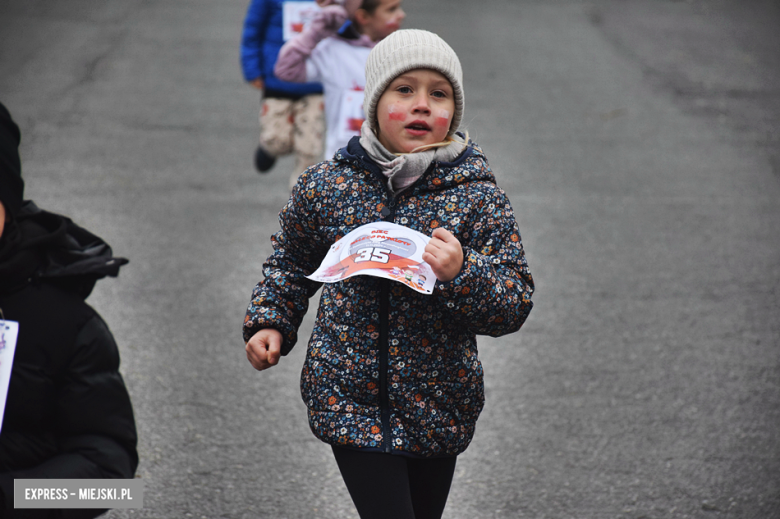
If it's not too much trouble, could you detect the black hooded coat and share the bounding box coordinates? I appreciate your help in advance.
[0,201,138,519]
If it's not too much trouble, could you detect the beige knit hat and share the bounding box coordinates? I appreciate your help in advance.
[363,29,464,135]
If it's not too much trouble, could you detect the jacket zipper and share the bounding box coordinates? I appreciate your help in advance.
[378,196,397,453]
[379,280,391,453]
[349,151,468,452]
[373,163,436,453]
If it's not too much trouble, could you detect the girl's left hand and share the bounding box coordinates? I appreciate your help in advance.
[423,228,463,282]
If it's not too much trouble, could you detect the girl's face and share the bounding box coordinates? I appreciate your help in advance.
[357,0,405,42]
[376,68,455,154]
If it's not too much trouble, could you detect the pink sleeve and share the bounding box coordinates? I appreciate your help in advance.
[274,33,319,82]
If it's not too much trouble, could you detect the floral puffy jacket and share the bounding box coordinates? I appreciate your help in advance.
[243,137,534,457]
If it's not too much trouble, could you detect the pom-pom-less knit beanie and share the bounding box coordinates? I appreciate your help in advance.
[363,29,464,135]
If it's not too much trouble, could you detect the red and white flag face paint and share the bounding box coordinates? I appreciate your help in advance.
[388,103,405,121]
[435,109,451,129]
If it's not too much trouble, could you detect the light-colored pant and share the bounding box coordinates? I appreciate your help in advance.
[259,94,325,186]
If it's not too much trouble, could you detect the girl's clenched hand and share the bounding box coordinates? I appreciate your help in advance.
[246,329,283,371]
[423,228,463,282]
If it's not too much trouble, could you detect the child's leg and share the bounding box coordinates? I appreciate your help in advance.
[256,97,294,172]
[407,455,457,519]
[331,446,457,519]
[332,446,416,519]
[289,94,324,187]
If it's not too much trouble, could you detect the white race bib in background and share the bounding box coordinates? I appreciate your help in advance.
[0,319,19,432]
[282,2,321,41]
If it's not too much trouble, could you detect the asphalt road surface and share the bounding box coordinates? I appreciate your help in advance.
[1,1,778,518]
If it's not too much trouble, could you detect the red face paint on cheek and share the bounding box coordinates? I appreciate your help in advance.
[387,105,405,121]
[435,110,451,127]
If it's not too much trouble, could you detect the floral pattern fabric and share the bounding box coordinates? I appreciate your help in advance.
[243,138,534,457]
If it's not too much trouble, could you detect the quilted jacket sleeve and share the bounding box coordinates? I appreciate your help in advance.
[435,184,534,337]
[243,171,330,354]
[240,0,271,82]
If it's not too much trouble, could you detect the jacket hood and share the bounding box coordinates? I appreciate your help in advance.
[338,134,496,194]
[0,201,127,296]
[0,102,24,217]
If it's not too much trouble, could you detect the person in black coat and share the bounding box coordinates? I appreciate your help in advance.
[0,102,138,518]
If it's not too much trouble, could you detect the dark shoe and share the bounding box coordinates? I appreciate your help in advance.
[254,146,276,173]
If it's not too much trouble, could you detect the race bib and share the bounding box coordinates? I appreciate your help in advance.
[335,87,365,147]
[282,2,321,41]
[0,319,19,432]
[307,222,437,295]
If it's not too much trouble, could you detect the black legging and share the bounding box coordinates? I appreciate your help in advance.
[331,446,458,519]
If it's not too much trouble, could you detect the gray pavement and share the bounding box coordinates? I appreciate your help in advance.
[1,1,778,518]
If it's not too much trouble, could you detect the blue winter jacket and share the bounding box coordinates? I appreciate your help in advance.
[240,0,323,97]
[243,137,534,457]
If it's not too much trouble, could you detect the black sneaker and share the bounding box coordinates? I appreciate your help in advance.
[254,146,276,173]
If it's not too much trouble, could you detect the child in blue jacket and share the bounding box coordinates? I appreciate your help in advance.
[244,29,534,519]
[240,0,325,188]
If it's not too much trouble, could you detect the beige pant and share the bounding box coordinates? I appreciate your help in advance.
[259,94,325,186]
